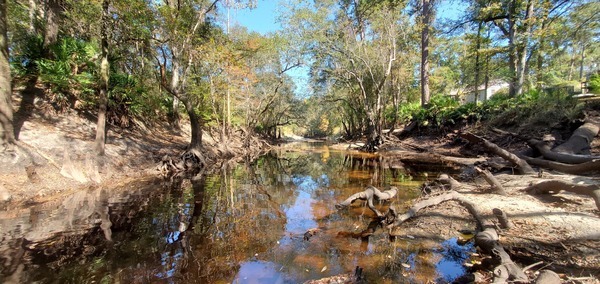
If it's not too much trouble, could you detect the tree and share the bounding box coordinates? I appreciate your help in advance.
[284,0,402,150]
[421,0,434,106]
[0,0,15,151]
[94,0,109,156]
[154,0,220,152]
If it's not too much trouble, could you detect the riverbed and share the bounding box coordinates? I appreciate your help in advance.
[0,142,473,283]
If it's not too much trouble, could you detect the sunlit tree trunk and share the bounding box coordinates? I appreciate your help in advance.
[420,0,432,106]
[474,21,482,103]
[95,0,109,156]
[515,0,534,96]
[0,0,15,150]
[507,0,518,97]
[28,0,38,34]
[536,0,550,89]
[43,0,61,51]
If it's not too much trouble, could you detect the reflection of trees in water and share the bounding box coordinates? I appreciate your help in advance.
[1,145,429,283]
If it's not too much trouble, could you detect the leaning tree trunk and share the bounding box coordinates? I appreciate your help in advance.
[0,0,16,150]
[94,0,109,156]
[336,186,398,217]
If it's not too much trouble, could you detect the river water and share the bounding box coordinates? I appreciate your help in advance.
[0,142,473,283]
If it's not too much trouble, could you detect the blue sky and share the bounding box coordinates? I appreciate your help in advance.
[229,0,466,97]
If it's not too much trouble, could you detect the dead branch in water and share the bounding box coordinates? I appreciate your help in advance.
[335,186,398,217]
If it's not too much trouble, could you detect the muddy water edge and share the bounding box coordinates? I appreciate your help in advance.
[0,142,474,283]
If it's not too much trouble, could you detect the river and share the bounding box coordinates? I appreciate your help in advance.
[0,142,473,283]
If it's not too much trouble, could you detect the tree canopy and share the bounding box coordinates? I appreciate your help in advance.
[2,0,598,150]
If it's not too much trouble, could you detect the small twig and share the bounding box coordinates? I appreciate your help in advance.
[522,261,544,273]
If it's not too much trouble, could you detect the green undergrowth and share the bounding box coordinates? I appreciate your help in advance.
[397,90,584,131]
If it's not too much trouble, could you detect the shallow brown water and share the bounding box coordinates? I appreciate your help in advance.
[0,142,473,283]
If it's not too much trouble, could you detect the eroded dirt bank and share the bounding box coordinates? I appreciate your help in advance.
[0,90,267,207]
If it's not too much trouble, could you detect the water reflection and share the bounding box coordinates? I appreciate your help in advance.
[233,261,285,284]
[0,143,473,283]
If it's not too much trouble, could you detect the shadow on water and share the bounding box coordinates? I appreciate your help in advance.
[0,142,474,283]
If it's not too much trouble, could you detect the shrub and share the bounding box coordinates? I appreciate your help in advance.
[36,37,99,109]
[589,73,600,93]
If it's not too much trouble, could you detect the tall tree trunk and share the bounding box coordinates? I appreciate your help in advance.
[420,0,432,106]
[515,0,534,96]
[579,45,585,81]
[508,0,518,97]
[536,0,550,89]
[43,0,61,51]
[28,0,38,34]
[0,0,16,150]
[568,47,575,81]
[172,97,180,129]
[474,21,482,102]
[94,0,109,156]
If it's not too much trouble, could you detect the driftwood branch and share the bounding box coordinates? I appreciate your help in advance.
[461,132,536,174]
[438,173,463,189]
[476,167,507,195]
[525,180,600,211]
[335,186,398,217]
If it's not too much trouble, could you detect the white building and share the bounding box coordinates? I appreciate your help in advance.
[450,80,509,103]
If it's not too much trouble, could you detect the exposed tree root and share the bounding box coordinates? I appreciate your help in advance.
[528,139,600,164]
[524,180,600,211]
[461,132,536,174]
[475,166,507,195]
[386,191,528,283]
[157,149,207,175]
[552,121,599,155]
[335,186,398,217]
[521,156,600,174]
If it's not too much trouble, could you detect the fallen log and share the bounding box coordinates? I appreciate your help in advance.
[528,139,600,164]
[381,150,486,167]
[335,186,398,217]
[521,156,600,174]
[524,180,600,211]
[461,132,536,174]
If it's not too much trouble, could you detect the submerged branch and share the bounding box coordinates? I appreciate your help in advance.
[335,186,398,217]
